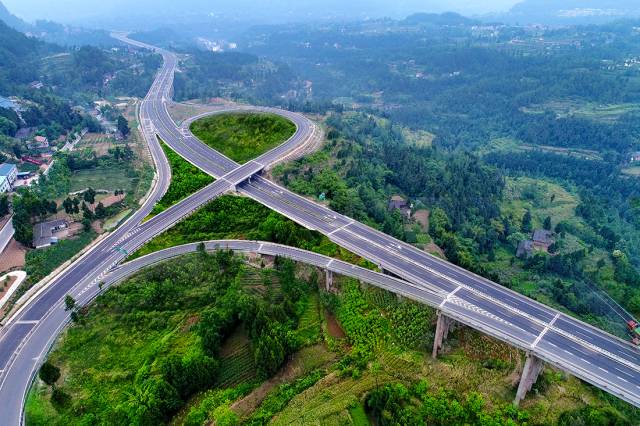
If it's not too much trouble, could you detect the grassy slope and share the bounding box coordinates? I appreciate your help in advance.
[190,112,296,164]
[482,177,628,334]
[130,194,368,269]
[25,254,212,425]
[270,278,637,426]
[149,141,214,217]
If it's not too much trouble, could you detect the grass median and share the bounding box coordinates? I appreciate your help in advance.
[190,112,296,164]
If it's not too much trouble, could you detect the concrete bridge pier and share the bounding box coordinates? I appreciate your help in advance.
[325,269,334,291]
[514,352,544,405]
[432,311,455,358]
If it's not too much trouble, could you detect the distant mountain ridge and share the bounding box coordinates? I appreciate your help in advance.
[504,0,640,24]
[403,12,478,26]
[0,0,30,31]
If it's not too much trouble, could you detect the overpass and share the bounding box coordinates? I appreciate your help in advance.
[128,37,640,408]
[0,34,637,424]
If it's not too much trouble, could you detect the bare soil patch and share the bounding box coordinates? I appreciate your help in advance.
[0,240,26,272]
[425,243,446,259]
[324,310,346,339]
[413,209,430,232]
[0,275,17,298]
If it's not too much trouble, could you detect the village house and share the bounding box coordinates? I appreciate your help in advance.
[27,135,50,151]
[388,195,412,219]
[32,219,69,249]
[517,229,555,259]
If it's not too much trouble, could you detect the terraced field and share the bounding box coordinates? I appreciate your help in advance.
[216,328,257,389]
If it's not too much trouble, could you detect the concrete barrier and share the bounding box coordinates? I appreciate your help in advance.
[0,217,14,255]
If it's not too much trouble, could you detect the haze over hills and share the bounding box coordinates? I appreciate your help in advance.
[0,0,28,31]
[499,0,640,24]
[3,0,517,27]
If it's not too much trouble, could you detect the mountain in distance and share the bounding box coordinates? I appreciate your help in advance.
[403,12,479,26]
[499,0,640,24]
[0,0,30,31]
[3,0,513,30]
[0,0,117,46]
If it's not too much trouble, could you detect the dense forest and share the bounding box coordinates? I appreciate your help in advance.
[275,109,640,333]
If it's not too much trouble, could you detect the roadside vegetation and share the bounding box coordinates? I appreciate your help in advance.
[274,112,640,337]
[190,112,296,164]
[131,194,366,268]
[24,231,96,285]
[25,254,636,425]
[148,141,214,217]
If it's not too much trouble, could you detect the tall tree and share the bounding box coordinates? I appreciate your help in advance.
[117,115,130,138]
[522,210,532,233]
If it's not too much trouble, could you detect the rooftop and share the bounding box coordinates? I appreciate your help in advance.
[33,219,68,248]
[532,229,554,245]
[0,163,17,176]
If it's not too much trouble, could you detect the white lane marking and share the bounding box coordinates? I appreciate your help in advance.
[448,295,515,327]
[15,320,39,325]
[439,286,461,308]
[327,259,335,269]
[328,221,354,236]
[531,313,560,349]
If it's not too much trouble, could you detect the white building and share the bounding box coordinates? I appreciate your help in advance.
[0,176,10,193]
[0,163,18,188]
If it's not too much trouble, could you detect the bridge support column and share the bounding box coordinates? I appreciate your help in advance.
[325,269,334,291]
[514,352,544,405]
[432,311,454,359]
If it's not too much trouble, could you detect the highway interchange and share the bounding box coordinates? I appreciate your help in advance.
[0,35,638,423]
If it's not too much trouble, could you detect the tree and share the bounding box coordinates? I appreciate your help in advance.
[38,361,61,386]
[0,116,17,136]
[543,216,552,231]
[83,187,96,204]
[63,197,74,215]
[521,210,532,233]
[0,194,9,216]
[72,197,80,214]
[64,294,76,311]
[95,202,106,219]
[117,115,130,138]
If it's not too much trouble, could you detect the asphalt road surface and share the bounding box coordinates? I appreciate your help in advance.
[0,34,638,424]
[131,40,640,407]
[134,38,640,408]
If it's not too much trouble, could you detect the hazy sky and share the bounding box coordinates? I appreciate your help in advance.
[3,0,521,23]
